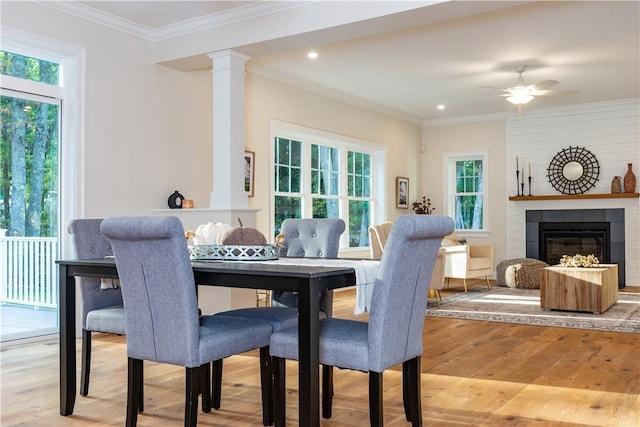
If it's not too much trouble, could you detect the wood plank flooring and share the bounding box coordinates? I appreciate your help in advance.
[1,280,639,426]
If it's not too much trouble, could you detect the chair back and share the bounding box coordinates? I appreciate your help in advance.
[100,216,201,367]
[368,221,392,259]
[274,218,345,315]
[367,215,454,372]
[279,218,345,258]
[68,218,122,327]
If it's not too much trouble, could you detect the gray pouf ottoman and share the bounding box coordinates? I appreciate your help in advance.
[496,258,550,289]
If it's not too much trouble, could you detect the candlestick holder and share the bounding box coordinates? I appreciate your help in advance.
[521,182,525,196]
[516,170,520,196]
[527,176,532,196]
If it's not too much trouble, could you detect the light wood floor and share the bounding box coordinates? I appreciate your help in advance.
[1,280,639,426]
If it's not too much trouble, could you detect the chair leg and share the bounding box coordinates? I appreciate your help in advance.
[369,371,384,427]
[201,363,211,413]
[185,367,200,427]
[322,365,333,419]
[211,359,223,410]
[436,289,441,308]
[259,347,274,426]
[463,278,468,292]
[402,362,410,421]
[138,362,144,413]
[403,357,423,427]
[273,356,286,427]
[126,358,142,427]
[485,275,491,289]
[80,329,91,396]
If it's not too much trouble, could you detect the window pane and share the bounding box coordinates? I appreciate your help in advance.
[277,137,289,164]
[348,200,370,247]
[311,144,338,196]
[312,198,339,218]
[274,196,301,235]
[291,141,301,167]
[1,51,60,86]
[363,177,370,197]
[455,195,483,229]
[347,151,371,198]
[291,167,301,193]
[277,166,289,192]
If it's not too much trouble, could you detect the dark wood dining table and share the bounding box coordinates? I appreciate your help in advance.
[57,257,357,426]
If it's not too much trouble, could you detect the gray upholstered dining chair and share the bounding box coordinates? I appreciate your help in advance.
[100,216,274,427]
[212,218,345,410]
[269,214,454,427]
[68,218,127,398]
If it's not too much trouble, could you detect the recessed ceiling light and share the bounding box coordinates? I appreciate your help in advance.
[307,51,318,59]
[437,104,445,110]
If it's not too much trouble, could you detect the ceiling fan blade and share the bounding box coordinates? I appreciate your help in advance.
[479,85,510,93]
[530,80,559,91]
[535,89,578,96]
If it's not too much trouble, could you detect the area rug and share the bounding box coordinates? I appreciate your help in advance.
[426,287,640,334]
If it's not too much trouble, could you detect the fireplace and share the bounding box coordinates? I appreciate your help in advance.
[539,222,610,266]
[526,209,625,288]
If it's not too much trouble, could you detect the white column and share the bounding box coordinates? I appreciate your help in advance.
[207,50,250,210]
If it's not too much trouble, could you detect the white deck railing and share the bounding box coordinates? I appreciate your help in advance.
[0,236,58,308]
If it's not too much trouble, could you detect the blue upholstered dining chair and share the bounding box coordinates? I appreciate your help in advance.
[269,214,455,427]
[100,216,274,427]
[212,218,345,410]
[68,218,128,398]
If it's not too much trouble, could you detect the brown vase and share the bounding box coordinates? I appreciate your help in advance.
[611,176,621,193]
[624,163,636,193]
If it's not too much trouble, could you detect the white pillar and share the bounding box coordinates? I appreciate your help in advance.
[207,50,250,210]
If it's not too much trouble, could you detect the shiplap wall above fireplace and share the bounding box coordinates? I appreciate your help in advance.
[506,99,640,287]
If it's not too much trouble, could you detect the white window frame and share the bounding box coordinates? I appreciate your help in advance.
[443,150,490,236]
[2,27,86,258]
[270,120,385,250]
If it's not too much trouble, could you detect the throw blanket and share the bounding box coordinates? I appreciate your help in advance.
[253,258,379,315]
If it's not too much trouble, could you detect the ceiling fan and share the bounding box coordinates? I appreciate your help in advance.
[483,65,577,105]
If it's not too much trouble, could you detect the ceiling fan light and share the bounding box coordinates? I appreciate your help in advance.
[507,93,534,105]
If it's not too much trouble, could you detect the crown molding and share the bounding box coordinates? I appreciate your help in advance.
[34,1,316,42]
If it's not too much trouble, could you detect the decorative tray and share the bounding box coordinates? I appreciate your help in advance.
[188,244,279,261]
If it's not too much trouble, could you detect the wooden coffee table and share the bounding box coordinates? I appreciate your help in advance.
[540,264,618,314]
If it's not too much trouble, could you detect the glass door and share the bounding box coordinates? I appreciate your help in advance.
[1,88,61,341]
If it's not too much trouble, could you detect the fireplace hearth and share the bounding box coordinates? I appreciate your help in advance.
[526,209,625,288]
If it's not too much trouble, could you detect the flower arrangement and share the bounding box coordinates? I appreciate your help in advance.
[559,254,600,268]
[412,196,435,214]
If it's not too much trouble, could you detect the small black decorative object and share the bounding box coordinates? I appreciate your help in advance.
[547,146,599,195]
[167,190,184,209]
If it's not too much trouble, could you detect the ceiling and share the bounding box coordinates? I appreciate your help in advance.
[58,1,639,123]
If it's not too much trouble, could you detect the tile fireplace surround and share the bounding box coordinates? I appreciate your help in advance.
[507,198,639,288]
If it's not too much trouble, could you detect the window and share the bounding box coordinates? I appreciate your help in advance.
[445,152,488,232]
[271,122,383,249]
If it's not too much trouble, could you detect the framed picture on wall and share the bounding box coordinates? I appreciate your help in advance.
[396,177,409,209]
[244,151,255,197]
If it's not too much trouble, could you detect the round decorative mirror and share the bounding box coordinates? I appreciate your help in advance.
[562,161,584,181]
[547,146,599,194]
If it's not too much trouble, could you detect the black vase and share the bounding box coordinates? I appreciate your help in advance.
[168,190,184,209]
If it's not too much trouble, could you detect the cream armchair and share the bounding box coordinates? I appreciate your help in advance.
[368,221,393,259]
[442,234,494,292]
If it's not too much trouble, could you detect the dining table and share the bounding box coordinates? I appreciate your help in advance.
[57,257,358,426]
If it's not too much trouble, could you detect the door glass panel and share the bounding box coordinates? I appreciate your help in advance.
[1,89,61,341]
